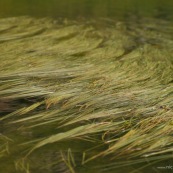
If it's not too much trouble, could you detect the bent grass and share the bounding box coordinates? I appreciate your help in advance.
[0,16,173,173]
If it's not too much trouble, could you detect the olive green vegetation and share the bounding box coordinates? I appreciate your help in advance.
[0,16,173,173]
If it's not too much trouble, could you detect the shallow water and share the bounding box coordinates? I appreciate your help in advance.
[0,1,173,173]
[1,0,173,20]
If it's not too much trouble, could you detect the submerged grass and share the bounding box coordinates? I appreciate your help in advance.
[0,16,173,173]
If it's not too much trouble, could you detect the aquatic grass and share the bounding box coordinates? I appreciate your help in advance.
[0,134,11,158]
[0,16,173,172]
[15,158,30,173]
[60,149,76,173]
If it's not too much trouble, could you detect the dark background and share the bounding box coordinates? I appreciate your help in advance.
[0,0,173,19]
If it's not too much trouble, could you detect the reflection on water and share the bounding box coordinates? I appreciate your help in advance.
[0,0,173,20]
[0,1,173,173]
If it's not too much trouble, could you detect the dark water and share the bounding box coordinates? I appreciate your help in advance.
[0,0,173,20]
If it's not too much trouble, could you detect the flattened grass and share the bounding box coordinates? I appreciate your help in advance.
[0,16,173,173]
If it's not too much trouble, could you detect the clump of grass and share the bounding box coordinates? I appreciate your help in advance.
[0,16,173,173]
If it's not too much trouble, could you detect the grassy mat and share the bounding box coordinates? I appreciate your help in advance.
[0,16,173,173]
